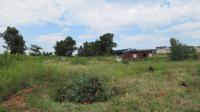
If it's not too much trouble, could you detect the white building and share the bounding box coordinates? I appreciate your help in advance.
[156,46,171,54]
[194,46,200,52]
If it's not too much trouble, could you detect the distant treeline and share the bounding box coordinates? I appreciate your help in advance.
[0,26,117,56]
[0,26,199,61]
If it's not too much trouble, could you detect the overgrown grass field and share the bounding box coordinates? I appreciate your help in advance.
[0,54,200,112]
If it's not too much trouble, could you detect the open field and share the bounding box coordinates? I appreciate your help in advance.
[0,54,200,112]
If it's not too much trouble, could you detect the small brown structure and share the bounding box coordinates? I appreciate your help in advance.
[122,50,155,60]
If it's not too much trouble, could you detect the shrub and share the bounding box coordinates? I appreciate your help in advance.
[70,57,88,65]
[0,107,6,112]
[121,60,129,65]
[55,74,115,103]
[170,38,199,61]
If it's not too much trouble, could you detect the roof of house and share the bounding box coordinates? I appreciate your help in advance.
[127,49,156,53]
[156,46,170,49]
[114,49,156,55]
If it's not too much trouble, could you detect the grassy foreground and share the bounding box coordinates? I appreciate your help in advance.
[0,54,200,112]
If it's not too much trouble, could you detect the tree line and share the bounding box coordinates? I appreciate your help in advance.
[0,26,199,61]
[0,26,117,56]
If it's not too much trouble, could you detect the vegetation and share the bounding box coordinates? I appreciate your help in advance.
[42,51,53,56]
[0,27,26,54]
[170,38,199,60]
[55,74,115,103]
[0,27,117,57]
[0,54,200,111]
[70,57,88,65]
[78,33,117,56]
[196,65,200,77]
[0,27,200,111]
[29,44,43,56]
[54,36,76,56]
[0,52,11,69]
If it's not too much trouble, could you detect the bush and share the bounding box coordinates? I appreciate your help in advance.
[0,107,6,112]
[55,74,115,103]
[170,38,199,61]
[70,57,88,65]
[121,60,129,65]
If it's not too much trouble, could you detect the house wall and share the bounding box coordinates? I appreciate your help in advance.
[156,49,171,54]
[122,51,153,60]
[195,47,200,52]
[122,52,135,60]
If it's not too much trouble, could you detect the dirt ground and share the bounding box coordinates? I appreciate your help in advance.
[1,88,39,112]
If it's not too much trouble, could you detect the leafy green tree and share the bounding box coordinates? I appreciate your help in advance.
[29,44,42,56]
[97,33,117,55]
[170,38,199,60]
[42,52,53,56]
[78,42,96,56]
[78,33,117,56]
[0,26,26,54]
[77,45,83,56]
[54,36,76,56]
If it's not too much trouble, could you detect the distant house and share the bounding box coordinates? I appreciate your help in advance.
[194,46,200,52]
[156,46,171,54]
[114,49,156,60]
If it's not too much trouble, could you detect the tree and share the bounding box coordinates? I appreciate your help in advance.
[29,44,42,56]
[78,42,96,56]
[170,38,198,60]
[77,33,117,56]
[42,51,53,56]
[77,45,84,56]
[0,26,26,54]
[94,33,117,55]
[54,36,76,56]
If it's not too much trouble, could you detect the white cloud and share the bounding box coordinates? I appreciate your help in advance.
[0,0,63,26]
[163,21,200,38]
[1,0,200,33]
[34,33,66,52]
[37,33,65,43]
[165,21,200,32]
[118,34,169,49]
[56,0,200,33]
[79,34,97,39]
[0,26,6,33]
[184,31,200,39]
[0,0,200,50]
[36,33,88,52]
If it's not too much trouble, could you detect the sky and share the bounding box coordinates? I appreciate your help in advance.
[0,0,200,53]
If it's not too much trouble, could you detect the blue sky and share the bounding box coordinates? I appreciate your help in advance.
[0,0,200,53]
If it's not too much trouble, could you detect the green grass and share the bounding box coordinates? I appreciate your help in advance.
[70,57,89,65]
[0,54,200,112]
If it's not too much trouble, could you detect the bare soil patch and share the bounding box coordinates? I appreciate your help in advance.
[1,88,39,112]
